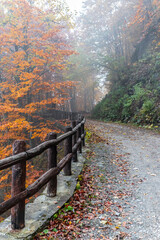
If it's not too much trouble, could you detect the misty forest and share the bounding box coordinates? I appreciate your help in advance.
[0,0,160,239]
[0,0,159,158]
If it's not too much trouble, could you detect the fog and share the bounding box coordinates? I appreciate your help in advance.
[0,0,159,155]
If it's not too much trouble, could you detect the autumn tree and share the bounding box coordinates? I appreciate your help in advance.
[89,0,160,125]
[0,0,77,212]
[129,0,160,61]
[76,0,160,89]
[0,0,75,158]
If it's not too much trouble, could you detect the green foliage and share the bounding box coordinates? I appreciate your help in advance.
[92,87,125,121]
[92,52,160,127]
[85,129,92,142]
[43,229,49,234]
[64,205,74,212]
[53,213,58,219]
[76,182,81,190]
[52,228,58,232]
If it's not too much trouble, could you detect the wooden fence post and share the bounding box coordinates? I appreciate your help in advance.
[81,119,85,147]
[77,121,82,153]
[72,120,78,162]
[47,133,57,197]
[78,114,81,121]
[63,126,72,175]
[11,140,26,230]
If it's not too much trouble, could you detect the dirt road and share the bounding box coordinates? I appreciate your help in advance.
[83,120,160,240]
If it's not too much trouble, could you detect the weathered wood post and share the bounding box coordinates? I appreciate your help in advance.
[81,117,85,147]
[11,140,26,230]
[78,114,81,122]
[72,120,78,162]
[63,126,72,175]
[47,133,57,197]
[77,120,82,153]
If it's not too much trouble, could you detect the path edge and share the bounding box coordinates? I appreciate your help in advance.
[0,150,88,240]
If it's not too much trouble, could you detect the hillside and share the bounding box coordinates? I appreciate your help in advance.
[92,50,160,127]
[91,1,160,128]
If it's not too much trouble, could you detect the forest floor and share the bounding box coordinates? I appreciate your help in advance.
[35,120,160,240]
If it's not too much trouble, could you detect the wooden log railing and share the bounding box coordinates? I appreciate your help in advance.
[0,115,85,230]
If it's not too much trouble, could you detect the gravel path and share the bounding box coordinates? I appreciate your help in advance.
[81,120,160,240]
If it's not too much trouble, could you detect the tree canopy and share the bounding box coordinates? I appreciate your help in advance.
[0,0,75,158]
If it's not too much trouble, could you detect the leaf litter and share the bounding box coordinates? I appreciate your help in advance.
[34,120,159,239]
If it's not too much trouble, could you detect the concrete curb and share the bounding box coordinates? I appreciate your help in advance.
[0,152,87,240]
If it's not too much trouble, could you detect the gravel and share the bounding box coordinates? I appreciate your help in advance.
[80,120,160,240]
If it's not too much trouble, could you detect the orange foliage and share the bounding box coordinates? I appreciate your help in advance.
[0,0,75,159]
[127,0,160,48]
[0,0,76,208]
[2,162,44,202]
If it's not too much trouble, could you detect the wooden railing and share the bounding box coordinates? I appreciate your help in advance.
[0,114,85,230]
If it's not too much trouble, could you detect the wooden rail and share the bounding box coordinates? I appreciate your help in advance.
[0,115,85,230]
